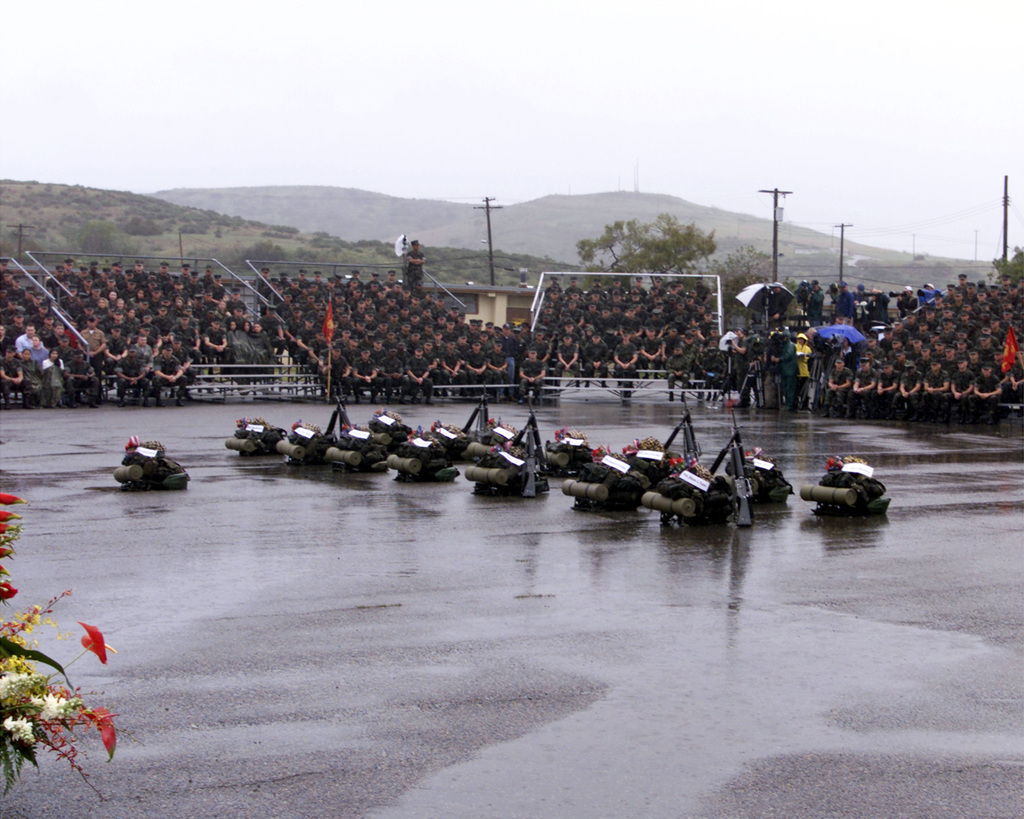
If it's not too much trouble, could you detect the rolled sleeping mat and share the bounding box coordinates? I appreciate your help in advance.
[113,464,144,483]
[463,441,493,459]
[641,492,697,517]
[386,454,422,475]
[674,497,697,517]
[547,451,571,468]
[464,465,514,486]
[370,432,393,446]
[225,437,258,453]
[276,440,307,460]
[562,480,609,503]
[325,447,363,467]
[641,491,674,514]
[799,485,858,507]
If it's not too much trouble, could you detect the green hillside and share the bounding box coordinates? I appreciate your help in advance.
[0,180,572,285]
[153,185,989,289]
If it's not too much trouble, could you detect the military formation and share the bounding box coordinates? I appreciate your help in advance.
[2,256,1021,425]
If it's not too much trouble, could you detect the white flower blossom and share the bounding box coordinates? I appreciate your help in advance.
[0,672,28,699]
[3,716,35,745]
[35,696,76,720]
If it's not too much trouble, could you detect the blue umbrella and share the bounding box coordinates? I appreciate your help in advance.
[815,324,866,344]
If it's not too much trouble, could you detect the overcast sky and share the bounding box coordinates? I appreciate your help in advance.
[3,0,1021,261]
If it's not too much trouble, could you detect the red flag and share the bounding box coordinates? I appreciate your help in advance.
[322,301,335,344]
[1003,326,1019,373]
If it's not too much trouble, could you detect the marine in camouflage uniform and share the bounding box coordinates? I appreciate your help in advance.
[972,362,1003,424]
[894,362,923,421]
[518,348,546,402]
[350,348,382,403]
[17,349,42,408]
[664,343,690,402]
[612,331,639,390]
[847,360,877,419]
[874,361,900,420]
[697,341,726,393]
[438,342,467,393]
[948,358,976,424]
[402,348,434,404]
[921,359,951,422]
[554,335,580,377]
[821,357,853,417]
[379,348,407,401]
[63,349,99,408]
[582,332,609,384]
[115,348,151,406]
[151,347,186,406]
[0,348,23,408]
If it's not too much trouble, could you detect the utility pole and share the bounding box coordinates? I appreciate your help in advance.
[1003,175,1009,262]
[15,222,35,261]
[759,188,791,279]
[835,223,853,281]
[475,197,502,286]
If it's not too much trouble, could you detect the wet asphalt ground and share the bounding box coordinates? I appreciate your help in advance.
[0,395,1021,819]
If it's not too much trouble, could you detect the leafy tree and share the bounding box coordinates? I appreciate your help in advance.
[710,245,774,326]
[992,246,1023,284]
[577,214,716,274]
[75,220,138,254]
[122,216,162,236]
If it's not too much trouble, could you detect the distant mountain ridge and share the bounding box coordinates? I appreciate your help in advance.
[153,186,892,268]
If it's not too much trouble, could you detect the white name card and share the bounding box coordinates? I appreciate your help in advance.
[752,458,774,471]
[437,427,458,439]
[412,437,432,448]
[294,427,315,439]
[501,452,525,467]
[376,414,396,426]
[842,462,874,477]
[136,446,159,458]
[565,437,585,446]
[602,455,631,473]
[681,470,711,492]
[637,450,664,461]
[348,429,370,440]
[245,424,265,433]
[493,426,514,440]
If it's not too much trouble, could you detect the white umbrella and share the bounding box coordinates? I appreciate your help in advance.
[736,282,794,313]
[719,331,738,351]
[393,235,407,257]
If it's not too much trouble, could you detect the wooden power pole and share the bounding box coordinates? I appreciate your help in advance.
[759,188,791,279]
[474,197,502,286]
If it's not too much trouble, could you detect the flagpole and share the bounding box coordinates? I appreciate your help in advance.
[323,301,335,401]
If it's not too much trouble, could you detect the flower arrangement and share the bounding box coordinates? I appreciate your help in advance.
[0,493,116,794]
[430,421,466,441]
[486,417,517,435]
[291,420,322,435]
[375,409,402,423]
[745,447,775,466]
[623,436,663,456]
[826,454,867,471]
[236,416,271,429]
[553,427,589,447]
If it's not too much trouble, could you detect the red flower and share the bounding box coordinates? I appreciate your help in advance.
[78,621,108,664]
[0,511,22,523]
[0,581,17,600]
[91,707,117,758]
[0,493,26,505]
